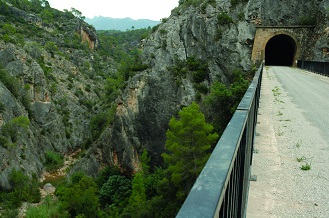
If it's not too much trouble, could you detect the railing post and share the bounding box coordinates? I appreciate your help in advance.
[176,64,263,218]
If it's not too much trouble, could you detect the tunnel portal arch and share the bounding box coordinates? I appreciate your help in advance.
[265,34,297,66]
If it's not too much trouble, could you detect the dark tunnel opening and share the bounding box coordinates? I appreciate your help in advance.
[265,34,296,66]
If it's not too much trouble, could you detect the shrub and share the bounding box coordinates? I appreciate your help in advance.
[2,24,16,35]
[2,116,30,142]
[299,16,316,25]
[45,41,59,53]
[25,196,67,218]
[99,175,132,207]
[90,109,114,140]
[168,56,209,83]
[0,136,8,147]
[217,13,233,25]
[56,172,102,217]
[44,151,64,171]
[0,102,5,112]
[0,169,41,209]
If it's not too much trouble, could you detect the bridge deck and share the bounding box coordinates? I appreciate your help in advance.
[247,66,329,217]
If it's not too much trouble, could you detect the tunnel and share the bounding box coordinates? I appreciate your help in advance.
[265,34,297,66]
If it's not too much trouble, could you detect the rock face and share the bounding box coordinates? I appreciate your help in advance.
[305,1,329,61]
[246,0,320,26]
[75,0,329,175]
[1,0,329,185]
[0,4,111,189]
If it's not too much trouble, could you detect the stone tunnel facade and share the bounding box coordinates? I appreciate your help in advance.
[251,26,314,66]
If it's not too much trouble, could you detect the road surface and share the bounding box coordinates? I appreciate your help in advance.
[247,66,329,218]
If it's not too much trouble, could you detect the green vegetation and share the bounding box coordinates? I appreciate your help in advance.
[27,103,219,217]
[0,66,32,117]
[90,106,116,140]
[217,12,234,25]
[299,15,316,25]
[26,195,67,218]
[296,156,306,162]
[1,116,30,144]
[44,151,64,171]
[168,56,209,82]
[203,71,250,134]
[295,141,302,149]
[231,0,249,7]
[300,163,311,171]
[56,172,102,217]
[162,102,219,200]
[0,169,40,213]
[0,1,255,217]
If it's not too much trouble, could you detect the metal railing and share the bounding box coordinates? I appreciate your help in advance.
[176,64,263,218]
[297,60,329,76]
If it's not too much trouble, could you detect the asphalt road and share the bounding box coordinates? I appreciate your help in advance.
[272,66,329,140]
[247,66,329,217]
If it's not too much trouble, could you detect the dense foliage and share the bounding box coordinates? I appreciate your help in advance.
[203,71,250,134]
[0,169,40,216]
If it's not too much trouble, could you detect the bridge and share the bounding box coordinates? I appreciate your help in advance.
[175,24,329,217]
[177,64,329,217]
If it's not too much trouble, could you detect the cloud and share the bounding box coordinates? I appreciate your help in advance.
[47,0,178,21]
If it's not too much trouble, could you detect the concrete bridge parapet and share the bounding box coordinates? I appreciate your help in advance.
[251,26,314,66]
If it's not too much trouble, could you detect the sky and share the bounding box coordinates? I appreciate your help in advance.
[47,0,179,21]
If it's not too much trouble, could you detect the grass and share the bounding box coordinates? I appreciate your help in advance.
[277,111,283,116]
[272,86,281,96]
[300,163,311,171]
[295,141,302,149]
[277,128,284,136]
[296,156,306,162]
[279,119,291,122]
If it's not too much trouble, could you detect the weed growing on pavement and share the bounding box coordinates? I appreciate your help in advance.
[277,128,284,136]
[295,141,302,149]
[296,156,306,162]
[279,119,291,122]
[301,163,311,171]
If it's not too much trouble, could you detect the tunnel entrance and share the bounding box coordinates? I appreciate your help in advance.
[265,34,296,66]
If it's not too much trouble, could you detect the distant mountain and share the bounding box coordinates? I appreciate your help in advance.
[85,16,161,31]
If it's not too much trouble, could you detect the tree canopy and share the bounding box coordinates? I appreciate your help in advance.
[162,102,219,200]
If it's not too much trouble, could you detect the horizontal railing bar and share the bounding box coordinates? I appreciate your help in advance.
[177,64,263,218]
[176,110,248,218]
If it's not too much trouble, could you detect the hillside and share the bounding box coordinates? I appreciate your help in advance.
[85,16,160,31]
[1,0,329,217]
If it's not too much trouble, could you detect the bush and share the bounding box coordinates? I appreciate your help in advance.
[299,16,316,25]
[44,151,64,171]
[90,107,116,140]
[217,13,233,25]
[0,169,41,209]
[26,195,69,218]
[203,71,249,134]
[0,136,8,147]
[56,172,102,217]
[2,24,16,35]
[0,102,5,112]
[2,116,30,142]
[168,56,209,83]
[99,175,131,207]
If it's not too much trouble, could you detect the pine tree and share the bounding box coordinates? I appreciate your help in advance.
[162,102,218,200]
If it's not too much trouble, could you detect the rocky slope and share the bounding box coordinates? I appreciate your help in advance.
[0,3,115,189]
[74,0,327,175]
[1,0,329,187]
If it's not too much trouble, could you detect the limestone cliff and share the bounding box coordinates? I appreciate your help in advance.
[74,0,328,175]
[0,3,112,189]
[1,0,328,185]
